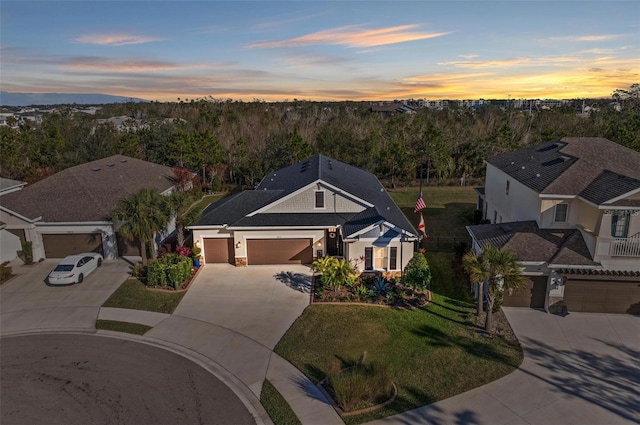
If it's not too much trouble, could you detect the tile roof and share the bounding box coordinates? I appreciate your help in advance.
[196,155,417,236]
[1,155,175,222]
[486,137,640,204]
[467,221,596,266]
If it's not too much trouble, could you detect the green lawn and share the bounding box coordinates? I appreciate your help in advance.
[260,379,302,425]
[102,278,186,314]
[95,319,152,335]
[274,294,522,424]
[389,186,477,248]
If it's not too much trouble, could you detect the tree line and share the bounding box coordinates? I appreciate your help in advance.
[2,85,638,187]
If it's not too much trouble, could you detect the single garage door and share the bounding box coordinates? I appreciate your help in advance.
[502,276,547,308]
[42,233,104,258]
[204,238,234,264]
[563,279,640,314]
[247,239,312,265]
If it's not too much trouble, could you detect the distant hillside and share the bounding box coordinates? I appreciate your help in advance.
[0,91,149,107]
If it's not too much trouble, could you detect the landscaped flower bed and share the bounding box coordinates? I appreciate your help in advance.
[312,252,432,308]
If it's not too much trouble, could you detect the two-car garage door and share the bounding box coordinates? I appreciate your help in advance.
[247,239,312,265]
[203,238,313,265]
[563,279,640,314]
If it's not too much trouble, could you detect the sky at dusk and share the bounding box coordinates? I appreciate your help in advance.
[1,1,638,102]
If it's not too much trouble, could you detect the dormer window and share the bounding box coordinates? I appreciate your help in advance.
[315,190,325,209]
[554,203,568,222]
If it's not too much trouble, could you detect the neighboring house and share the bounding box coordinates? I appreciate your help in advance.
[0,155,176,261]
[370,102,416,115]
[0,177,28,263]
[190,155,419,274]
[468,137,640,314]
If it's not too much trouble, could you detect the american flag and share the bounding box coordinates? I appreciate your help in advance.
[414,193,427,213]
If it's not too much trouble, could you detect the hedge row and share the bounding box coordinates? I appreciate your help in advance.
[147,254,192,289]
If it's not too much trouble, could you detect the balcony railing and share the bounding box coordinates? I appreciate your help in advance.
[611,236,640,257]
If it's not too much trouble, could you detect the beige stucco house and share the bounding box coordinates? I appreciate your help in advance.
[0,155,176,261]
[469,137,640,314]
[190,155,419,274]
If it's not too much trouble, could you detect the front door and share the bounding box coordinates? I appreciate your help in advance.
[326,229,343,256]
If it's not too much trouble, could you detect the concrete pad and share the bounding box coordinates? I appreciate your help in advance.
[1,307,99,334]
[98,307,169,327]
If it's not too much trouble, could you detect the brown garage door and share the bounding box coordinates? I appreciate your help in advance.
[502,276,547,308]
[247,239,312,265]
[42,233,104,258]
[203,238,234,264]
[564,279,640,314]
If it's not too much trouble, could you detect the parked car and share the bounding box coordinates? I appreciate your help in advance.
[47,253,103,285]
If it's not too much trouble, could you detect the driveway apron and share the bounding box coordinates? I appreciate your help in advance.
[1,259,131,335]
[368,308,639,425]
[146,264,313,398]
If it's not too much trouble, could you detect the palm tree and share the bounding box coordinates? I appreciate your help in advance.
[111,188,170,266]
[166,191,200,247]
[463,245,526,331]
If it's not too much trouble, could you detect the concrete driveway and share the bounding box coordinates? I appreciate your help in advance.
[171,264,311,350]
[370,308,639,425]
[1,259,131,335]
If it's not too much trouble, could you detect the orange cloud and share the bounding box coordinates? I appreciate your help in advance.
[247,24,449,48]
[74,33,163,46]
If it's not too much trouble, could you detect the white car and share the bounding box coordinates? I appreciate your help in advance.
[47,253,103,285]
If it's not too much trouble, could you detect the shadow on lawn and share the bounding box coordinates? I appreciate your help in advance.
[275,271,312,293]
[412,324,519,367]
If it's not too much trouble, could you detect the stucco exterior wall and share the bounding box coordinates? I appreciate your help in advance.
[345,239,414,272]
[484,164,540,223]
[262,184,367,214]
[0,229,22,263]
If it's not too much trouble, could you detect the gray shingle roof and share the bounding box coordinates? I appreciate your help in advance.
[1,155,174,222]
[467,221,596,266]
[196,155,417,235]
[579,171,640,205]
[486,137,640,204]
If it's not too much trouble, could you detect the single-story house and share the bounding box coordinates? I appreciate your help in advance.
[190,155,419,274]
[0,155,176,261]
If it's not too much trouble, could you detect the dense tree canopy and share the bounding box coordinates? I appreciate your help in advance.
[2,85,638,186]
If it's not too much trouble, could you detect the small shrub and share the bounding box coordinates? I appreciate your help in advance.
[402,252,432,291]
[175,245,191,257]
[0,264,13,282]
[21,241,33,265]
[131,264,147,279]
[373,277,390,295]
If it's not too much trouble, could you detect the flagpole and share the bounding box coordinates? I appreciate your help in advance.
[419,149,424,194]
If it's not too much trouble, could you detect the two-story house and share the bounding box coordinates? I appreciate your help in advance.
[468,137,640,314]
[189,155,419,275]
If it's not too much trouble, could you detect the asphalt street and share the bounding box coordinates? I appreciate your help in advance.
[1,334,255,425]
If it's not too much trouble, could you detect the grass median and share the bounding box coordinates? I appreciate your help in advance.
[102,278,186,314]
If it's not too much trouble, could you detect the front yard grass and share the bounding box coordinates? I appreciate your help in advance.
[102,278,186,314]
[95,319,152,335]
[260,379,302,425]
[274,293,523,424]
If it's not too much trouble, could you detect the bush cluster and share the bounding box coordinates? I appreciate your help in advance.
[0,264,13,282]
[146,254,193,290]
[327,359,394,412]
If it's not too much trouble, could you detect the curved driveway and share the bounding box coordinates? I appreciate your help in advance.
[1,334,255,425]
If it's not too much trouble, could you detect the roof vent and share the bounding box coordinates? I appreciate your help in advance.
[536,173,541,177]
[501,224,512,232]
[92,167,101,171]
[107,163,115,167]
[120,159,127,163]
[380,188,384,192]
[521,166,525,170]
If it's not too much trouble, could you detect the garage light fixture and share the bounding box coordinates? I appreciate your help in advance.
[195,240,201,248]
[236,241,242,249]
[317,241,322,247]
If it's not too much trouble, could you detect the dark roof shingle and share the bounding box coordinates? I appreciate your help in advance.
[1,155,174,222]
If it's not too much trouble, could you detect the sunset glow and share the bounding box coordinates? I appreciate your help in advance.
[1,1,638,102]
